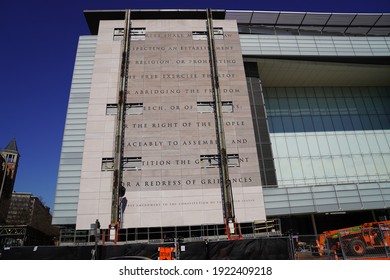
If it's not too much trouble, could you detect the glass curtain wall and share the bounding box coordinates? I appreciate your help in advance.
[262,86,390,187]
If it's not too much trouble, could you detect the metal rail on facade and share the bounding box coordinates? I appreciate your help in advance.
[111,10,131,234]
[206,9,240,239]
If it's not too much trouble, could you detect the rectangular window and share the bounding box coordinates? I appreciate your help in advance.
[200,155,220,168]
[192,31,207,40]
[106,104,118,115]
[200,154,240,168]
[130,28,146,40]
[192,28,224,40]
[213,28,224,39]
[197,102,214,113]
[222,101,234,113]
[197,101,233,113]
[122,157,142,170]
[113,28,124,40]
[6,154,15,163]
[227,154,240,167]
[101,158,114,171]
[126,103,143,115]
[108,103,144,115]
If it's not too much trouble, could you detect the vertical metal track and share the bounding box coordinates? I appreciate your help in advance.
[111,10,131,227]
[206,9,236,223]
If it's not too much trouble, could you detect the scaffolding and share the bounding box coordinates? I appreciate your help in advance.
[57,219,282,246]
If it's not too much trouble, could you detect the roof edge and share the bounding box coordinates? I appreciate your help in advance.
[84,9,226,35]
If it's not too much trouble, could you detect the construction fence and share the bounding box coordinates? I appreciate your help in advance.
[3,229,390,260]
[291,226,390,260]
[1,237,290,260]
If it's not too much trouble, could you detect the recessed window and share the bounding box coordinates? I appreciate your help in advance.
[113,28,124,40]
[197,101,233,113]
[200,155,220,168]
[200,154,240,168]
[192,28,223,40]
[130,28,146,40]
[6,154,15,163]
[102,158,114,171]
[126,103,143,115]
[222,101,233,113]
[227,154,240,167]
[213,28,224,39]
[197,102,214,113]
[122,157,142,170]
[192,31,208,40]
[106,104,118,115]
[107,103,144,115]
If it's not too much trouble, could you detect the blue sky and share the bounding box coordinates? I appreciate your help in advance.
[1,0,390,211]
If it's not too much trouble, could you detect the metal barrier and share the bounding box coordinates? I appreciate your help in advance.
[58,219,282,245]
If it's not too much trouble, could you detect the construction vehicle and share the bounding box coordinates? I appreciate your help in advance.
[315,220,390,257]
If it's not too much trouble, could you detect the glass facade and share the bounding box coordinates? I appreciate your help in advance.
[52,36,97,225]
[240,35,390,57]
[262,86,390,187]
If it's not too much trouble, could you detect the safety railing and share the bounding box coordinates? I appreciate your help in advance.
[57,219,282,245]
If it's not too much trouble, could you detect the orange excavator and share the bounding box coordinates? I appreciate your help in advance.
[315,220,390,257]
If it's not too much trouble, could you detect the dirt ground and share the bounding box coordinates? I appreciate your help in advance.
[295,251,334,260]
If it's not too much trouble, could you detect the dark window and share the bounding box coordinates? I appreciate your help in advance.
[102,158,114,171]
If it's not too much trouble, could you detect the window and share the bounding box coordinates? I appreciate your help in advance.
[222,101,233,113]
[227,154,240,167]
[113,28,124,40]
[106,104,118,115]
[200,154,240,168]
[192,28,223,40]
[213,28,224,39]
[192,31,208,40]
[197,102,214,113]
[126,103,143,115]
[200,155,220,168]
[197,101,233,113]
[122,157,142,170]
[101,158,114,171]
[114,27,146,40]
[107,103,144,115]
[6,154,15,163]
[130,28,146,40]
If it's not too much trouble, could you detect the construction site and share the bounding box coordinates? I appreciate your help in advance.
[3,9,390,260]
[1,218,389,260]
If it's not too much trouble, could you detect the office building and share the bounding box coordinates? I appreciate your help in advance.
[0,193,59,246]
[53,9,390,240]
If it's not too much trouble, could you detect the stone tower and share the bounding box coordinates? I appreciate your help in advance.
[0,138,20,224]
